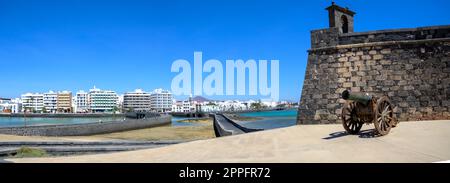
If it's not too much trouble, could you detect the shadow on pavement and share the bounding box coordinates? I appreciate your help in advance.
[323,129,379,140]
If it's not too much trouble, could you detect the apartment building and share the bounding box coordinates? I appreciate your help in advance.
[0,98,20,113]
[150,89,173,113]
[57,91,72,113]
[75,90,88,113]
[21,93,44,113]
[123,89,151,112]
[43,91,58,113]
[88,87,118,113]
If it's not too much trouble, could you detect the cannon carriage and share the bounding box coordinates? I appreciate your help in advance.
[341,90,398,136]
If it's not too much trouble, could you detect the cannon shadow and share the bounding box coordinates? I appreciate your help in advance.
[323,129,380,140]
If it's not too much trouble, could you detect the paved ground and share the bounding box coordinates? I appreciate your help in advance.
[5,120,450,163]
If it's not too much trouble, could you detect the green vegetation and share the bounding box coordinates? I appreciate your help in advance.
[250,102,266,110]
[14,147,47,158]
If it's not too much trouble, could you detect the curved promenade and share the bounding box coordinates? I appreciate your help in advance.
[213,114,262,137]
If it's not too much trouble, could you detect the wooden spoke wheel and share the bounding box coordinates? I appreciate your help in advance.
[342,102,363,134]
[374,96,394,136]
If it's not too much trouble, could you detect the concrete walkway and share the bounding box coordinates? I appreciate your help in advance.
[6,120,450,163]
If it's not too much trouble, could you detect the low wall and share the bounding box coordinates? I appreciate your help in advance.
[0,115,171,136]
[0,113,125,118]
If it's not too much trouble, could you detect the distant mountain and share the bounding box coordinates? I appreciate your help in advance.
[192,96,210,102]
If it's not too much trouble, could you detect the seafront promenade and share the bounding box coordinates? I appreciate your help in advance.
[7,120,450,163]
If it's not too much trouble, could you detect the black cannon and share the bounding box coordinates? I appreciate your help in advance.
[341,90,398,136]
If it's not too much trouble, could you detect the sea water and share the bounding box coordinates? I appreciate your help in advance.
[0,117,123,127]
[237,109,298,130]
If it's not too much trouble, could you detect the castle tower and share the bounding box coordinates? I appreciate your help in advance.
[326,2,355,33]
[297,3,450,125]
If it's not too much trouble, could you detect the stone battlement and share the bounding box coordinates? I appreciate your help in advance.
[311,25,450,49]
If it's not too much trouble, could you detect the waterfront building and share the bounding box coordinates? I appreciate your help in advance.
[21,93,44,113]
[123,89,151,112]
[171,101,184,112]
[88,87,118,113]
[75,90,88,113]
[150,89,173,113]
[43,91,58,113]
[57,91,72,113]
[0,98,20,113]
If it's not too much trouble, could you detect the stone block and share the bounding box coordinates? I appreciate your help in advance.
[337,68,348,73]
[368,80,378,86]
[350,76,361,82]
[356,71,366,76]
[313,94,322,99]
[351,87,361,92]
[345,52,355,57]
[338,57,348,62]
[337,78,346,83]
[349,56,360,61]
[361,55,373,61]
[366,60,376,66]
[380,48,391,54]
[403,85,415,90]
[405,64,414,70]
[343,82,353,88]
[373,54,384,60]
[343,62,352,67]
[380,60,392,65]
[392,75,402,80]
[342,72,352,78]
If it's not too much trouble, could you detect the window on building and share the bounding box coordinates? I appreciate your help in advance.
[341,15,349,33]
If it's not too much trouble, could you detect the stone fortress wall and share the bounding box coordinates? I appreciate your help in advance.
[297,3,450,124]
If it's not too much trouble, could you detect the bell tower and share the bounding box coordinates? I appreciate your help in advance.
[326,2,356,34]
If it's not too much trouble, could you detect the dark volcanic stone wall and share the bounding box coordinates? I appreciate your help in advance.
[297,26,450,124]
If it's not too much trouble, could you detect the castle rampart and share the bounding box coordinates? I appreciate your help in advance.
[297,4,450,124]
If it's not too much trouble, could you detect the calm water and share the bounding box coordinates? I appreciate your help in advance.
[0,110,298,129]
[0,117,124,127]
[0,116,200,127]
[237,109,298,130]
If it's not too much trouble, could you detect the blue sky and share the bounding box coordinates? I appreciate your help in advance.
[0,0,449,101]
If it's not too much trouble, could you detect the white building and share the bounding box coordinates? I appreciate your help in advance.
[75,90,88,113]
[172,101,183,112]
[123,89,151,112]
[21,93,44,113]
[0,98,20,113]
[88,87,118,113]
[43,91,58,113]
[150,89,173,113]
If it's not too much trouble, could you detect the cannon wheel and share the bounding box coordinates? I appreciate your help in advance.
[341,102,363,134]
[374,96,394,136]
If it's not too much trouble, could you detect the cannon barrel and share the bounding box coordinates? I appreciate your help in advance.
[341,90,372,106]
